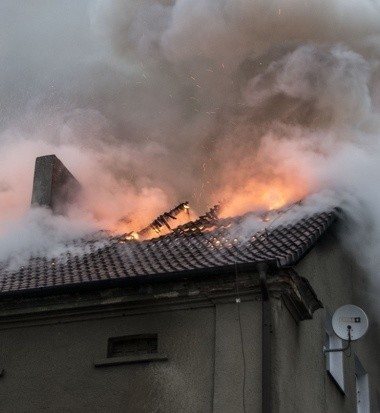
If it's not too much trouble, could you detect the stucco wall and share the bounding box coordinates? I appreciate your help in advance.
[0,297,261,413]
[213,301,261,413]
[271,230,380,413]
[1,229,377,413]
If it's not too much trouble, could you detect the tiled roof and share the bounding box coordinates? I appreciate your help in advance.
[0,209,336,295]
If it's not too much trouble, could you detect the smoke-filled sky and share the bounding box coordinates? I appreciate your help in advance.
[1,0,380,296]
[0,0,379,217]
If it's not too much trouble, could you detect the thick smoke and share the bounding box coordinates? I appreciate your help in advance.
[1,0,380,314]
[0,207,97,271]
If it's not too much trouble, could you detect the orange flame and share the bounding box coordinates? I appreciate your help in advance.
[218,177,309,218]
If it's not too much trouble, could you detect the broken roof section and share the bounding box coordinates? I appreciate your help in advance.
[0,154,337,297]
[0,206,336,296]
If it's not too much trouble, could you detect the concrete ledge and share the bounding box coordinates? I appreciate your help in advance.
[94,353,168,367]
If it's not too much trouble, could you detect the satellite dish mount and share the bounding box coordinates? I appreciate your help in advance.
[324,305,369,354]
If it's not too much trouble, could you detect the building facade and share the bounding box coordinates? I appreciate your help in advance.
[0,213,378,412]
[0,156,378,412]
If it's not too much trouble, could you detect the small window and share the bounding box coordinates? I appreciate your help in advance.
[325,312,345,392]
[94,333,167,368]
[108,334,158,358]
[355,355,370,413]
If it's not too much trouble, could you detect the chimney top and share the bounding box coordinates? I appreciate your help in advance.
[31,154,81,214]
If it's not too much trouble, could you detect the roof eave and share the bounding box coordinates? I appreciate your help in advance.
[0,259,279,299]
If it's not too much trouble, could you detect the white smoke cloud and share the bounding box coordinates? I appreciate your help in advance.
[1,0,380,324]
[244,45,372,126]
[0,207,96,271]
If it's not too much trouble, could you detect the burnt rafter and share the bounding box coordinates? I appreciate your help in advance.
[173,204,221,234]
[139,202,190,236]
[121,202,221,240]
[119,202,191,240]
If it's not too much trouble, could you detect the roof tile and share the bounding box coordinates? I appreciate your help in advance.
[0,209,336,295]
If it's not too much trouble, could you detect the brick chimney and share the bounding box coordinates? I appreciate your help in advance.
[31,155,81,214]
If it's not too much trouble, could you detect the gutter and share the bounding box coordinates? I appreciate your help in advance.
[258,262,272,413]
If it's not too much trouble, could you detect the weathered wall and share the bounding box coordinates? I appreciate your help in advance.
[0,295,261,413]
[272,229,380,413]
[1,229,377,413]
[213,301,261,413]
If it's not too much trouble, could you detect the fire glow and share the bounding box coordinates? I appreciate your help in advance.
[217,177,310,219]
[111,175,310,241]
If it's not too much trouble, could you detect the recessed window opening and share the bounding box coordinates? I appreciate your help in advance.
[107,334,158,358]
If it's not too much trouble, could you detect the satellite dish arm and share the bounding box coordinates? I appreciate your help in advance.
[324,326,352,353]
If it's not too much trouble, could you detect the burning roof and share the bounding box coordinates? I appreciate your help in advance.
[0,155,338,296]
[0,203,336,296]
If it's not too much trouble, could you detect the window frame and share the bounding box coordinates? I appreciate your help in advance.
[94,333,168,368]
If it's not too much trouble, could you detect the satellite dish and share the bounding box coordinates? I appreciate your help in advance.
[332,305,369,341]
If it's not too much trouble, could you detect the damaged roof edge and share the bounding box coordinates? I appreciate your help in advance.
[274,269,324,321]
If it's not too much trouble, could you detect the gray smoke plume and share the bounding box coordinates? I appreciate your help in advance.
[1,0,380,318]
